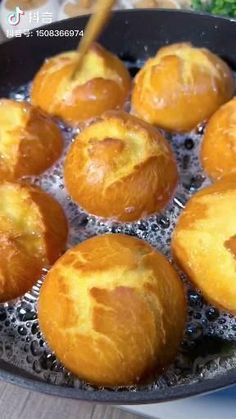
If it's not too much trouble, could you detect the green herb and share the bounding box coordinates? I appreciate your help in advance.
[192,0,236,17]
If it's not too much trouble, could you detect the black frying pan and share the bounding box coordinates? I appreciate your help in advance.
[1,9,236,404]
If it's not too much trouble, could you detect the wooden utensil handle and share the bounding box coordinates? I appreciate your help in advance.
[71,0,116,79]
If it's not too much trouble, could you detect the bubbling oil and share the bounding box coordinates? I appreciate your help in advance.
[2,70,236,392]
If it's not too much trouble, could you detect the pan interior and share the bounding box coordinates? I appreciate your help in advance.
[1,69,236,394]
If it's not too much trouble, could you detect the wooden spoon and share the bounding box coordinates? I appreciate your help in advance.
[71,0,116,79]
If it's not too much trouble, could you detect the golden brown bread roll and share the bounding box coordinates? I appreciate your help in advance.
[31,43,131,126]
[0,99,63,181]
[201,97,236,180]
[64,111,178,221]
[131,43,234,132]
[63,0,95,17]
[134,0,180,8]
[38,234,186,387]
[0,182,68,302]
[172,175,236,314]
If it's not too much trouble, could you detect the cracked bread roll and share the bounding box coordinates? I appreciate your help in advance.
[201,97,236,181]
[0,99,63,181]
[131,43,234,132]
[31,43,131,126]
[172,176,236,314]
[64,111,178,221]
[134,0,180,8]
[0,182,68,302]
[38,234,186,387]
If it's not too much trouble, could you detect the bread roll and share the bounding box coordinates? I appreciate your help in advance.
[0,182,68,302]
[201,97,236,180]
[134,0,180,8]
[64,111,178,221]
[0,99,63,180]
[31,43,131,126]
[38,234,186,387]
[132,43,234,132]
[172,176,236,313]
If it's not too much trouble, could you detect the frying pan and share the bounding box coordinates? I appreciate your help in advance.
[1,9,236,404]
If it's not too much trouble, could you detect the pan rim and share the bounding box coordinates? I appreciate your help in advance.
[0,8,236,47]
[1,365,236,403]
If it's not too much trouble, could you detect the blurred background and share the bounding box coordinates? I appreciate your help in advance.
[0,0,235,40]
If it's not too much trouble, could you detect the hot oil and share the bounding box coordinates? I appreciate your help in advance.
[2,69,236,391]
